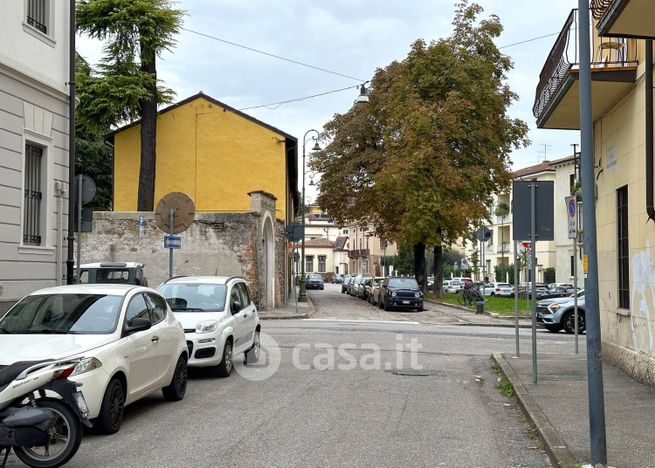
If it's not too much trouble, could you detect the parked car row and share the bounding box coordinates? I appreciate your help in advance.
[536,289,585,333]
[341,275,424,311]
[0,275,261,443]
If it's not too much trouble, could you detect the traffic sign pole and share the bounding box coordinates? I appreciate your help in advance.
[168,208,174,278]
[513,240,520,357]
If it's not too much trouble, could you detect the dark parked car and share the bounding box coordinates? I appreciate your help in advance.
[306,273,324,290]
[358,276,374,300]
[379,277,423,311]
[332,274,344,284]
[536,286,574,300]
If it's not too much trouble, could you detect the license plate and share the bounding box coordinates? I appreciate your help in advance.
[73,391,89,417]
[402,300,410,304]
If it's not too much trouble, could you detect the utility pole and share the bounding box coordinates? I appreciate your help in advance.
[578,1,608,464]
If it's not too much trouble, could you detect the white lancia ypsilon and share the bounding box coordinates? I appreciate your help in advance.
[0,284,189,434]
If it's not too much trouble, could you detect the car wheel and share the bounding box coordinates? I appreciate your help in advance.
[162,355,188,401]
[563,311,585,334]
[545,324,562,333]
[214,340,233,377]
[95,377,125,434]
[245,329,261,364]
[490,292,495,297]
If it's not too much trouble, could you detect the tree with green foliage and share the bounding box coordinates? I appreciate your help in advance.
[311,1,528,291]
[76,0,183,211]
[75,55,112,210]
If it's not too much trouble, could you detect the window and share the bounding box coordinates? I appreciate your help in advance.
[570,255,575,277]
[318,256,326,273]
[569,174,576,194]
[145,293,167,324]
[617,186,629,309]
[236,282,251,307]
[26,0,48,34]
[306,255,314,273]
[229,287,242,314]
[23,143,43,245]
[125,294,149,327]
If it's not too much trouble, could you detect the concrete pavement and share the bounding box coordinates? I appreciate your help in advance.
[494,351,655,467]
[258,287,315,320]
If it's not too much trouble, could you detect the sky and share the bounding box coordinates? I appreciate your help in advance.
[77,0,581,201]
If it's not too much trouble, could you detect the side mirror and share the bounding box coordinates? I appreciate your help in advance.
[231,300,242,314]
[125,317,151,335]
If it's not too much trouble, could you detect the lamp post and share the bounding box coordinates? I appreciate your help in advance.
[298,129,320,302]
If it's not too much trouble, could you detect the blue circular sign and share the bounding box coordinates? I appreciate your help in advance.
[568,198,576,217]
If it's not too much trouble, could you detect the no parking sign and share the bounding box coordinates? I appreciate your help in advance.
[565,196,577,239]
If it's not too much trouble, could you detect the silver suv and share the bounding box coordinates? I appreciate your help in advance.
[536,290,585,334]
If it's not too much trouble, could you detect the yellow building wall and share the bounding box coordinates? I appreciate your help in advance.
[113,97,289,221]
[594,74,654,352]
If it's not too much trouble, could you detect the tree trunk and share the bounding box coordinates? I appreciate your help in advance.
[137,46,157,211]
[433,245,443,298]
[414,242,426,292]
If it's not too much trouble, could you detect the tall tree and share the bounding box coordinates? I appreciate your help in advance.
[311,1,528,287]
[75,55,112,210]
[77,0,183,211]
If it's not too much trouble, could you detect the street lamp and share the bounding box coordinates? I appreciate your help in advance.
[298,129,321,302]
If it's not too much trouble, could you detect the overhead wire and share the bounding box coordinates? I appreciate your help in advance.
[181,26,563,111]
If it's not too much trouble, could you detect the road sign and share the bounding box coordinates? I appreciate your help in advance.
[565,196,577,240]
[75,174,96,205]
[476,227,491,242]
[164,235,181,249]
[512,181,555,241]
[285,222,304,242]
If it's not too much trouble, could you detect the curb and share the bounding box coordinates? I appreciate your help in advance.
[491,353,577,468]
[426,299,533,329]
[259,312,309,320]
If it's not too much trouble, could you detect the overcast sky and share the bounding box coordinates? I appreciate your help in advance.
[77,0,580,200]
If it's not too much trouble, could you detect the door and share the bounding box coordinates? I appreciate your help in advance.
[122,293,159,397]
[145,292,178,387]
[228,284,248,353]
[236,282,257,350]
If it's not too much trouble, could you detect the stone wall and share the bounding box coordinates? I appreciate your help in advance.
[79,193,287,309]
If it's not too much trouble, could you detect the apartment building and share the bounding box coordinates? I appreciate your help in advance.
[0,1,72,312]
[535,0,655,383]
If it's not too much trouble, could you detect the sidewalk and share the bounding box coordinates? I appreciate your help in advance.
[258,288,315,320]
[426,298,534,328]
[493,352,655,467]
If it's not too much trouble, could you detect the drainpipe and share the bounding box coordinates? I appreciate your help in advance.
[646,40,655,222]
[66,0,76,283]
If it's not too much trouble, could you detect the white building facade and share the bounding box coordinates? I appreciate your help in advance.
[0,1,71,312]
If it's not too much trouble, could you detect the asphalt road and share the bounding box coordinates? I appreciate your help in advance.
[8,284,577,467]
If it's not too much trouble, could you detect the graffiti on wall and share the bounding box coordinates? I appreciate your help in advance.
[631,242,655,353]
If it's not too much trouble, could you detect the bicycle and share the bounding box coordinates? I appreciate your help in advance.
[458,285,483,307]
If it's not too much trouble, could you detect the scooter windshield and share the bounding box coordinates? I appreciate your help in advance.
[0,294,123,334]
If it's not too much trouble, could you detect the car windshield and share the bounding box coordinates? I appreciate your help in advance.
[388,278,419,288]
[0,294,123,334]
[309,275,322,280]
[158,283,227,311]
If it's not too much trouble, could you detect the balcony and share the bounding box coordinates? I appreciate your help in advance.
[593,0,655,38]
[496,244,510,254]
[348,249,370,259]
[533,9,638,129]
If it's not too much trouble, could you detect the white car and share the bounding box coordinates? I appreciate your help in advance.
[0,284,189,434]
[157,276,261,377]
[446,280,465,293]
[483,282,514,297]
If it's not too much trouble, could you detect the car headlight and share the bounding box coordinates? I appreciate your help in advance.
[548,304,560,313]
[196,320,219,334]
[71,357,102,376]
[415,292,421,298]
[391,292,397,297]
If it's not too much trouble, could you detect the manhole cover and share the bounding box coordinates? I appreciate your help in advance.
[392,369,438,377]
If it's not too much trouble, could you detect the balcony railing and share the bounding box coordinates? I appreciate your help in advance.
[496,244,510,254]
[348,249,370,259]
[533,8,638,122]
[591,0,616,20]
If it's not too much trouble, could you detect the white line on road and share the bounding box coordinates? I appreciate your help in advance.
[304,319,421,325]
